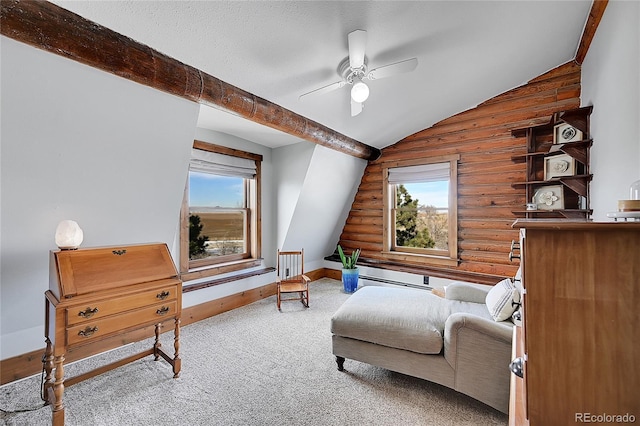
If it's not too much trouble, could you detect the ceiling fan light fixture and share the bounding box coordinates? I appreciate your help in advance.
[351,80,369,103]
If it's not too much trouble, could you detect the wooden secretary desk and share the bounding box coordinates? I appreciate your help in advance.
[43,243,182,426]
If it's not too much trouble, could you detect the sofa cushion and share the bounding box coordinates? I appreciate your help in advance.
[331,285,491,355]
[485,278,520,321]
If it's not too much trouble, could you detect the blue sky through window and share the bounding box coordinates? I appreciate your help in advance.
[403,181,449,208]
[189,171,244,208]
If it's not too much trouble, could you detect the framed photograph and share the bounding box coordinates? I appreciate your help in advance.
[553,122,583,144]
[533,185,564,210]
[544,154,576,180]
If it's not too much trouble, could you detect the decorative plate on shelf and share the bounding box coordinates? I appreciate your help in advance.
[533,185,564,210]
[553,122,583,144]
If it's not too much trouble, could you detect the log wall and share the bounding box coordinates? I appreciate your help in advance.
[338,62,582,282]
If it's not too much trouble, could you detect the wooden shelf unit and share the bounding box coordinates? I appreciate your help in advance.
[511,106,593,219]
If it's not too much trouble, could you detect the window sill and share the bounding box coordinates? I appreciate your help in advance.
[180,258,263,282]
[381,251,459,267]
[183,266,274,293]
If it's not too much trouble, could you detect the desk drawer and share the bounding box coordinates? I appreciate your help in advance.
[66,285,178,326]
[67,301,177,346]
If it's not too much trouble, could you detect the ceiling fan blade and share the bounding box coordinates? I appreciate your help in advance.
[366,57,418,80]
[348,30,367,69]
[298,80,345,101]
[351,98,363,117]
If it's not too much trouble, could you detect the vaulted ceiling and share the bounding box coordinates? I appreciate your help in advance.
[51,0,593,150]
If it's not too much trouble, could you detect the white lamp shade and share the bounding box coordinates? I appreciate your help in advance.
[351,80,370,103]
[55,220,84,249]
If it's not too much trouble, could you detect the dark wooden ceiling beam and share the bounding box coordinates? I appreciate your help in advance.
[0,0,380,161]
[575,0,609,65]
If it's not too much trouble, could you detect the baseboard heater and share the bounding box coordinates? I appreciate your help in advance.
[359,275,432,291]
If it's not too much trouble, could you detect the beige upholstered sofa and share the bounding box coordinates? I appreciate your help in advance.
[330,283,515,413]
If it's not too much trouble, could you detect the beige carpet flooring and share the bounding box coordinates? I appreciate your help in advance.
[1,278,507,425]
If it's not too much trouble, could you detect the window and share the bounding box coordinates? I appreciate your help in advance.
[180,141,262,280]
[382,155,459,266]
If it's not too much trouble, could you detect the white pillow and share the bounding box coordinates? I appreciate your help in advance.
[485,278,520,321]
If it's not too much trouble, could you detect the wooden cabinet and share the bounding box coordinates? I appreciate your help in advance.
[43,243,182,426]
[509,220,640,425]
[511,106,593,219]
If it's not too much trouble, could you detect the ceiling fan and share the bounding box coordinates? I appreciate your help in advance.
[299,29,418,117]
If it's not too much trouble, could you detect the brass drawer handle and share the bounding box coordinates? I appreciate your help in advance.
[156,306,170,316]
[156,291,170,300]
[78,307,99,318]
[112,249,127,256]
[78,326,98,337]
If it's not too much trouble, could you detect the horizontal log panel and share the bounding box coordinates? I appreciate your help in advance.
[341,223,382,235]
[345,215,383,226]
[479,70,581,105]
[381,139,532,166]
[557,85,581,101]
[461,147,528,164]
[421,93,578,135]
[436,82,579,127]
[382,133,516,158]
[459,171,524,185]
[459,219,518,230]
[458,183,519,196]
[340,62,579,282]
[458,195,526,208]
[377,144,516,166]
[459,228,519,242]
[457,262,518,278]
[460,250,512,266]
[482,70,581,106]
[395,99,579,145]
[458,207,518,218]
[438,92,563,126]
[459,240,512,253]
[346,209,384,218]
[338,240,382,254]
[435,100,580,139]
[384,139,519,160]
[350,201,383,211]
[340,232,382,244]
[529,61,582,83]
[357,181,384,192]
[353,189,384,203]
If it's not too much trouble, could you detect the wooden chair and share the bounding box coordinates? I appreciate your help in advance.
[276,249,310,310]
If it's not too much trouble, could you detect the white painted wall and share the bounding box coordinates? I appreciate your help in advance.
[0,37,199,359]
[275,144,367,271]
[581,1,640,220]
[272,140,315,250]
[0,37,365,361]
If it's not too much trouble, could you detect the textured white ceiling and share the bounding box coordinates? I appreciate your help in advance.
[51,0,592,150]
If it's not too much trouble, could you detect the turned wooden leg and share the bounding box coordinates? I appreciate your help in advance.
[52,354,65,425]
[154,323,162,361]
[42,338,54,403]
[336,356,345,371]
[172,317,181,378]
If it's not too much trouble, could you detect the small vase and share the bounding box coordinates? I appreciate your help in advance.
[341,268,359,293]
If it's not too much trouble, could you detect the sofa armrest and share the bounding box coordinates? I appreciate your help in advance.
[443,312,513,413]
[444,282,490,304]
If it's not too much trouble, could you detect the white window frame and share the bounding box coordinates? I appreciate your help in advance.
[382,154,459,267]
